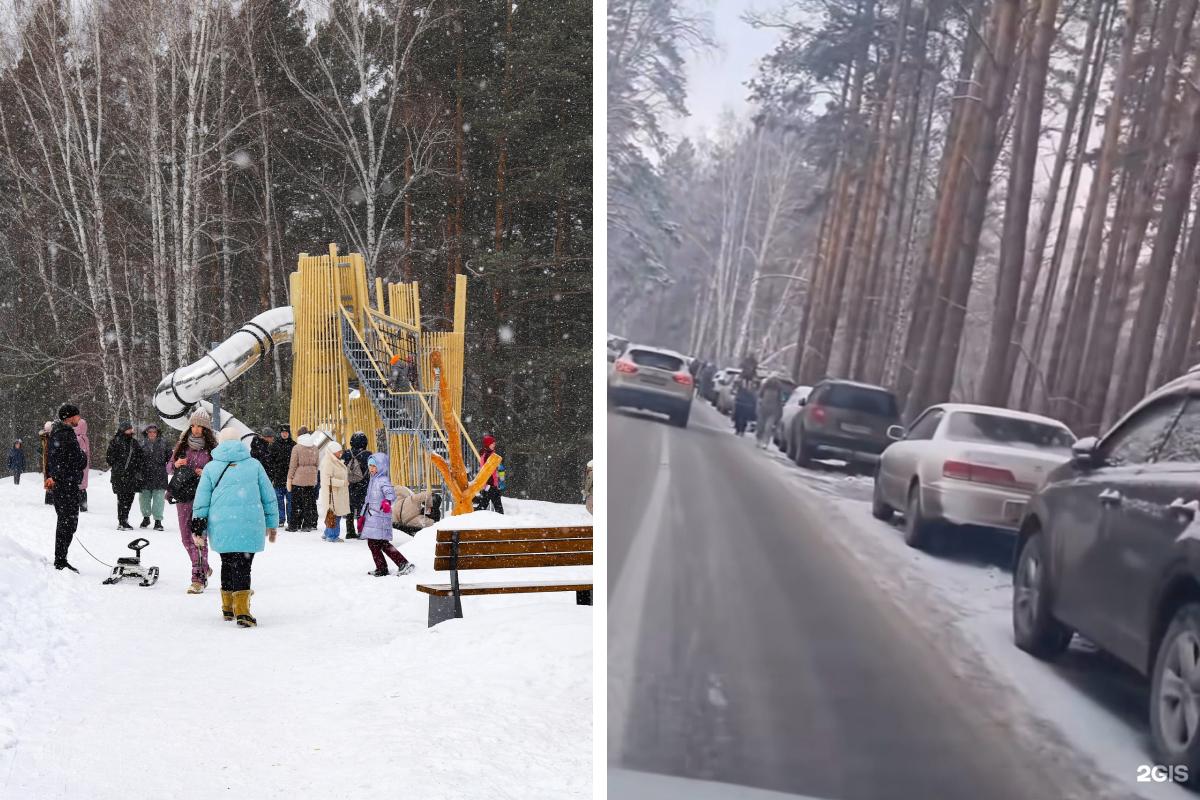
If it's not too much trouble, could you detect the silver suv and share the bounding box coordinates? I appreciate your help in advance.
[608,345,694,427]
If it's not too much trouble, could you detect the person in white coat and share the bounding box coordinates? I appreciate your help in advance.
[319,442,350,542]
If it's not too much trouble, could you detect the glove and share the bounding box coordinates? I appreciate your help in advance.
[357,515,365,533]
[380,499,391,514]
[44,477,55,491]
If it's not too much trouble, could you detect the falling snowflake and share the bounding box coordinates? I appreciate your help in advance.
[498,325,514,344]
[232,150,252,169]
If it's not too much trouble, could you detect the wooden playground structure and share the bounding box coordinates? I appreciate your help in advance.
[287,244,492,498]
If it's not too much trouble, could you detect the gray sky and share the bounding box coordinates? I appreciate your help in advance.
[665,2,781,142]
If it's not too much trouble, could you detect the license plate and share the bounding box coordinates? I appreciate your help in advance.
[1004,500,1025,524]
[840,423,871,435]
[641,374,667,386]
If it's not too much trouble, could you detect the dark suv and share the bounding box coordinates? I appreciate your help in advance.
[1013,372,1200,779]
[785,379,900,470]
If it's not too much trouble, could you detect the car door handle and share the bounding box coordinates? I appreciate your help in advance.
[1098,488,1123,506]
[1169,498,1200,521]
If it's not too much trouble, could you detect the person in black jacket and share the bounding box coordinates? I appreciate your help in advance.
[7,438,25,484]
[251,427,274,471]
[105,421,145,530]
[46,404,87,571]
[266,424,296,528]
[342,430,372,539]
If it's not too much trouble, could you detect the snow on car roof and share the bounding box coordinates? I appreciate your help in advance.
[625,344,687,359]
[934,403,1071,430]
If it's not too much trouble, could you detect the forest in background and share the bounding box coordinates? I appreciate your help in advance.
[0,0,591,501]
[610,0,1200,437]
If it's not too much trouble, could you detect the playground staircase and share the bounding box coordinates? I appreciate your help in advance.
[339,312,465,480]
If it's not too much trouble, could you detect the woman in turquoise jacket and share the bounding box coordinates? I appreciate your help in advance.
[192,427,279,627]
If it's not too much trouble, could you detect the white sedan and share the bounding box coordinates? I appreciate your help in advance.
[773,384,812,449]
[871,403,1075,550]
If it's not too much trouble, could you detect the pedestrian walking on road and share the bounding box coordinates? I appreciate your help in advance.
[105,422,145,530]
[138,424,169,530]
[343,431,371,539]
[7,438,25,484]
[756,374,786,449]
[267,425,295,529]
[360,454,414,576]
[475,434,505,514]
[319,441,349,542]
[45,404,87,572]
[191,426,279,627]
[733,377,757,436]
[168,409,217,594]
[287,428,320,531]
[75,417,91,511]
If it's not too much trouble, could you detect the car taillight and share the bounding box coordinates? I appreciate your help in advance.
[615,360,638,374]
[809,405,827,424]
[673,372,693,387]
[942,459,1023,489]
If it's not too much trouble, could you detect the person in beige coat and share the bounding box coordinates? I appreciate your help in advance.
[286,430,320,531]
[391,486,441,532]
[319,443,350,542]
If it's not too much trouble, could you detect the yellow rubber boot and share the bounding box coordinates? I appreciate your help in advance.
[221,591,235,622]
[233,590,257,628]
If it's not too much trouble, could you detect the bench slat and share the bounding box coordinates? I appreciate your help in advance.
[435,526,593,543]
[417,580,593,597]
[435,538,592,557]
[433,552,592,571]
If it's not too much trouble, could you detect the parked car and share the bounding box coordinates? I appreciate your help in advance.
[773,384,812,449]
[715,370,742,415]
[871,403,1075,549]
[784,379,900,470]
[608,345,694,427]
[1012,373,1200,780]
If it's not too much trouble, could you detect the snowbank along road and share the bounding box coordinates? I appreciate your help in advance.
[0,479,591,800]
[609,397,1168,800]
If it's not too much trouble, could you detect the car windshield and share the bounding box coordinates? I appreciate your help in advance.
[628,350,684,371]
[945,412,1075,450]
[823,385,898,418]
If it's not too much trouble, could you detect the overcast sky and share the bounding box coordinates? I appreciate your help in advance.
[664,2,781,142]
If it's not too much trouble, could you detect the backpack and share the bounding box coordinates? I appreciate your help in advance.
[347,452,366,484]
[168,466,200,503]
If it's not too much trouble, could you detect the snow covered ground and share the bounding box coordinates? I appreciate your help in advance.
[0,474,592,799]
[759,440,1191,800]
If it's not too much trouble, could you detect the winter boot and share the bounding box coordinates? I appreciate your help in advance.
[139,516,150,528]
[220,591,235,622]
[54,560,79,573]
[153,521,164,531]
[187,581,205,594]
[396,562,416,576]
[233,590,256,627]
[368,568,389,577]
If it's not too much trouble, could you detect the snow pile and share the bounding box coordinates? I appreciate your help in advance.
[0,477,592,799]
[0,477,90,752]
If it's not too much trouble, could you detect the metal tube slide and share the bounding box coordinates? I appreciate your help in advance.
[154,307,295,441]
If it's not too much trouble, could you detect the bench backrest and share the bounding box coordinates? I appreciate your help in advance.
[434,526,593,571]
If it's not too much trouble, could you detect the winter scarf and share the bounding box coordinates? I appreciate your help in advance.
[188,434,207,451]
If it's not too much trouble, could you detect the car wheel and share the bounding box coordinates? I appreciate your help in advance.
[795,427,813,467]
[1012,529,1073,659]
[903,484,935,550]
[1151,603,1200,782]
[871,471,894,522]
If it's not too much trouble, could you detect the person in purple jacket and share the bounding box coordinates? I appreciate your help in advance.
[168,409,217,593]
[360,453,415,577]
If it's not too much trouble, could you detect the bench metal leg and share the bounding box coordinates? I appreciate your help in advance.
[576,589,592,606]
[427,594,458,627]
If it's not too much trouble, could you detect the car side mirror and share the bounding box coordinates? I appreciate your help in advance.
[887,425,905,441]
[1071,436,1098,468]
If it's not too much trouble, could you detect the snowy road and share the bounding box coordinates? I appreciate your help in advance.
[608,399,1141,800]
[0,481,591,800]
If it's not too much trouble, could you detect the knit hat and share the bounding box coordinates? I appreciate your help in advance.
[260,427,276,438]
[297,426,310,436]
[189,408,213,430]
[329,441,345,454]
[482,434,496,448]
[57,403,80,420]
[119,421,134,433]
[279,424,291,435]
[143,423,159,434]
[219,427,241,444]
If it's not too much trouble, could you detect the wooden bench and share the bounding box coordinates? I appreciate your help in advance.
[416,526,593,626]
